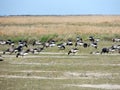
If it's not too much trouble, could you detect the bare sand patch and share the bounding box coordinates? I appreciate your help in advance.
[0,75,92,80]
[64,72,119,78]
[3,54,87,59]
[12,70,58,73]
[10,61,120,67]
[0,71,119,80]
[65,84,120,90]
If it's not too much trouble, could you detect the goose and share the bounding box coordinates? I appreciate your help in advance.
[32,40,42,46]
[32,47,44,54]
[6,39,14,45]
[75,41,88,48]
[49,40,56,47]
[14,45,23,53]
[89,36,100,43]
[89,36,95,42]
[75,41,84,47]
[0,40,7,45]
[68,48,78,55]
[18,40,28,47]
[112,38,120,42]
[44,40,56,47]
[76,36,83,42]
[101,48,109,54]
[3,44,15,55]
[66,39,73,46]
[109,45,120,53]
[57,43,65,50]
[90,42,98,49]
[16,49,30,58]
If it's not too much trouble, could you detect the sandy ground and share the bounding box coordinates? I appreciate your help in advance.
[0,52,120,89]
[0,71,119,79]
[0,71,120,89]
[64,84,120,90]
[10,62,120,67]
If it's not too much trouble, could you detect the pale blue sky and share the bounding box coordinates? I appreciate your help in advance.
[0,0,120,15]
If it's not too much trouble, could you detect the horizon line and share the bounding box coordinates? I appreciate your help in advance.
[1,14,120,17]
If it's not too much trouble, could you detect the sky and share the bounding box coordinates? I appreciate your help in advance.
[0,0,120,16]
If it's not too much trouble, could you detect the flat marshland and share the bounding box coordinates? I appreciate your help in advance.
[0,16,120,90]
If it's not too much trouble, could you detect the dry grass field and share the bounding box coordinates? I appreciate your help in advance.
[0,16,120,41]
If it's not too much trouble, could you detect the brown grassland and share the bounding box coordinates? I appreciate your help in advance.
[0,15,120,40]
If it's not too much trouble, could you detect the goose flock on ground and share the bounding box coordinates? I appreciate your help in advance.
[0,36,120,59]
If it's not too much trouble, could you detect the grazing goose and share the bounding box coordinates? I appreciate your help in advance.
[75,41,88,48]
[3,44,15,55]
[112,38,120,42]
[49,40,56,47]
[32,40,42,46]
[101,48,109,54]
[32,47,44,54]
[0,40,6,45]
[16,49,30,58]
[89,36,95,42]
[89,36,100,43]
[68,48,78,55]
[90,42,98,49]
[75,41,84,47]
[83,43,89,48]
[0,39,14,45]
[14,45,23,53]
[57,43,65,50]
[43,40,56,47]
[18,40,28,47]
[76,36,83,42]
[66,39,73,46]
[109,45,120,53]
[6,39,14,45]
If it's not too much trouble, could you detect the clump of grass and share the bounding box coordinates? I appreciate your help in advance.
[100,34,120,41]
[40,34,58,42]
[114,34,120,38]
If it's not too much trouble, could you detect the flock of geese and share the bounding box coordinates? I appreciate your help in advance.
[0,36,120,60]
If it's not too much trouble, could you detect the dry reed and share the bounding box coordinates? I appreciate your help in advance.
[0,16,120,37]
